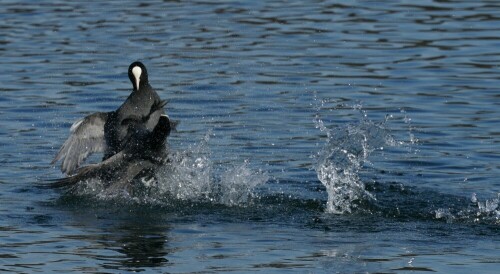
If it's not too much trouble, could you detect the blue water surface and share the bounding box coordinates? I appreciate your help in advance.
[0,0,499,273]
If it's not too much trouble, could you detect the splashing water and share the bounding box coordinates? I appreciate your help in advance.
[435,193,500,224]
[158,131,268,206]
[314,105,398,214]
[218,160,269,207]
[155,131,268,206]
[156,131,214,201]
[63,130,268,207]
[63,132,215,203]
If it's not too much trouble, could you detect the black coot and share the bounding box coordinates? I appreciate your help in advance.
[48,114,172,190]
[52,62,167,175]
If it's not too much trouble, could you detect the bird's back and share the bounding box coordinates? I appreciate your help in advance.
[103,85,164,160]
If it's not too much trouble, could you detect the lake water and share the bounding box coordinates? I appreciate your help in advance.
[1,0,499,273]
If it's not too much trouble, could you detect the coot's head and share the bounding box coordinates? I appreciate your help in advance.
[128,61,149,91]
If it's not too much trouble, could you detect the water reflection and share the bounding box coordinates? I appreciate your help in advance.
[62,203,173,271]
[103,223,170,269]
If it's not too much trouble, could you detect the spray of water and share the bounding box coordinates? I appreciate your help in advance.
[313,101,398,214]
[67,130,268,207]
[218,160,268,206]
[156,131,268,206]
[435,193,500,224]
[156,131,214,201]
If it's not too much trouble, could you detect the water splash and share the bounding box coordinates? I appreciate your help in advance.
[435,193,500,224]
[156,131,214,201]
[314,104,397,214]
[217,160,268,206]
[67,130,268,207]
[155,131,268,206]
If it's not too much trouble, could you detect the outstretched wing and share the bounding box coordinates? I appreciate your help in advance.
[47,150,129,188]
[47,151,157,189]
[51,112,108,175]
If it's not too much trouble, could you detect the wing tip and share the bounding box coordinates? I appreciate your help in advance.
[37,177,78,189]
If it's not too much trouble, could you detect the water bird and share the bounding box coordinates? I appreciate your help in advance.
[104,61,165,160]
[48,114,173,191]
[52,62,167,175]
